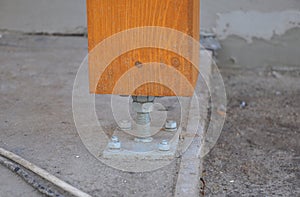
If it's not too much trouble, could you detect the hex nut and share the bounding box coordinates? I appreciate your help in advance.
[108,136,121,149]
[119,120,132,130]
[132,102,153,113]
[132,96,155,103]
[111,136,119,142]
[165,120,177,131]
[159,140,170,151]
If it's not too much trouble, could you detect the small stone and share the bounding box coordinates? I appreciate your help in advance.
[271,71,282,78]
[229,56,237,64]
[240,101,247,109]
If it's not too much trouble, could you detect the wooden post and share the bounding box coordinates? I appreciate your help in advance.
[87,0,200,96]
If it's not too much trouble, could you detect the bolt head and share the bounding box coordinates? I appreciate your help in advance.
[108,136,121,149]
[159,140,170,151]
[111,136,119,142]
[165,120,177,131]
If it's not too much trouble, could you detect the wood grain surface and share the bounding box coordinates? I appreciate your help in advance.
[87,0,200,96]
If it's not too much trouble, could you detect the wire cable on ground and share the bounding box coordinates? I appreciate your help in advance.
[0,147,92,197]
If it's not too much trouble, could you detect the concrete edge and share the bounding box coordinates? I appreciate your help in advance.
[174,50,212,197]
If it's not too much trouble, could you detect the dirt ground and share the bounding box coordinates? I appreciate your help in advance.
[0,33,299,196]
[203,64,300,196]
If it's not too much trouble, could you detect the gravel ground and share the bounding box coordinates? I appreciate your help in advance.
[203,65,300,196]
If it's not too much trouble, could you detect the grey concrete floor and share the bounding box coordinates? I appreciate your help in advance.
[0,34,179,197]
[0,33,299,197]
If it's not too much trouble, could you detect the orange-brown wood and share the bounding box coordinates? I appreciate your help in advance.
[87,0,200,96]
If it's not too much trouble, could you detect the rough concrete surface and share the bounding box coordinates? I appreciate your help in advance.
[0,165,41,197]
[0,33,299,197]
[200,1,300,69]
[215,10,300,43]
[200,0,300,30]
[217,28,300,68]
[0,34,179,197]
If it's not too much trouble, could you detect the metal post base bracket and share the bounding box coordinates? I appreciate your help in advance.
[102,126,180,160]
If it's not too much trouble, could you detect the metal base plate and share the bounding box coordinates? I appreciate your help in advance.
[102,127,180,160]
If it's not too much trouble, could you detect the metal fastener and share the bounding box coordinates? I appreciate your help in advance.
[165,120,177,131]
[134,61,143,68]
[108,136,121,149]
[159,140,170,151]
[119,120,132,130]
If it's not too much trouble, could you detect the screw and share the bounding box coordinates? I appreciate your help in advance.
[135,61,143,68]
[108,136,121,149]
[171,57,180,67]
[159,139,170,151]
[165,120,177,131]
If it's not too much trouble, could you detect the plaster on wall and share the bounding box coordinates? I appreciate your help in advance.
[215,10,300,43]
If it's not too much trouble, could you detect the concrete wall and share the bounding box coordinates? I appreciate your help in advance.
[201,0,300,67]
[0,0,299,67]
[0,0,86,34]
